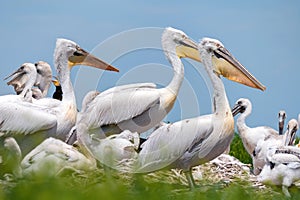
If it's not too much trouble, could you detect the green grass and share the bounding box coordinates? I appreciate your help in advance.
[1,135,300,200]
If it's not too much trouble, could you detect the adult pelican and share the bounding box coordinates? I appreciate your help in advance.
[231,98,280,158]
[253,119,298,175]
[76,27,201,139]
[257,145,300,197]
[135,37,265,188]
[278,110,286,135]
[0,38,119,154]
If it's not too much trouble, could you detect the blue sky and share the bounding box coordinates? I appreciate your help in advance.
[1,1,300,133]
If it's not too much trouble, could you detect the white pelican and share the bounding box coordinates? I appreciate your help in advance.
[76,27,201,139]
[135,37,266,188]
[0,38,119,154]
[3,63,38,102]
[257,146,300,197]
[278,110,286,135]
[231,98,280,159]
[21,137,96,177]
[253,119,298,175]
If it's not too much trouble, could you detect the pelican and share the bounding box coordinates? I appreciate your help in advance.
[253,119,298,175]
[3,63,38,102]
[21,137,96,177]
[278,110,286,135]
[231,98,280,159]
[257,146,300,197]
[135,37,265,188]
[51,76,63,101]
[0,38,119,154]
[76,27,201,139]
[6,61,52,99]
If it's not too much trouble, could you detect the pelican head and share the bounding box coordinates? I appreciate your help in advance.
[54,38,119,72]
[5,63,37,93]
[278,110,286,135]
[162,27,201,62]
[231,98,251,117]
[199,37,266,91]
[284,119,298,146]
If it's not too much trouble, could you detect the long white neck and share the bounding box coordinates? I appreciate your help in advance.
[55,55,76,104]
[164,50,184,95]
[237,107,251,132]
[19,71,37,98]
[199,49,230,116]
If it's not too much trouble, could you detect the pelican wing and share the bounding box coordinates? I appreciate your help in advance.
[268,146,300,165]
[136,115,212,173]
[0,102,57,135]
[100,82,156,96]
[81,83,160,128]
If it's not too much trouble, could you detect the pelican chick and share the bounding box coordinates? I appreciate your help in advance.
[231,98,280,161]
[135,37,265,188]
[253,119,298,175]
[257,146,300,197]
[6,61,52,100]
[4,63,38,102]
[21,137,96,177]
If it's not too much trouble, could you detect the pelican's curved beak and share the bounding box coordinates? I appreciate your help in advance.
[231,102,246,117]
[212,47,266,91]
[4,65,26,81]
[68,47,119,72]
[176,38,201,62]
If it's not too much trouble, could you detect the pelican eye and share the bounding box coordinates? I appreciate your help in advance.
[73,51,84,56]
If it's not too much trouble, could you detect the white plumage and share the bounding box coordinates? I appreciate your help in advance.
[135,37,265,188]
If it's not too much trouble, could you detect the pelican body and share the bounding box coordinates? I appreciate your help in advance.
[0,39,119,154]
[76,27,201,140]
[253,119,298,175]
[135,37,265,188]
